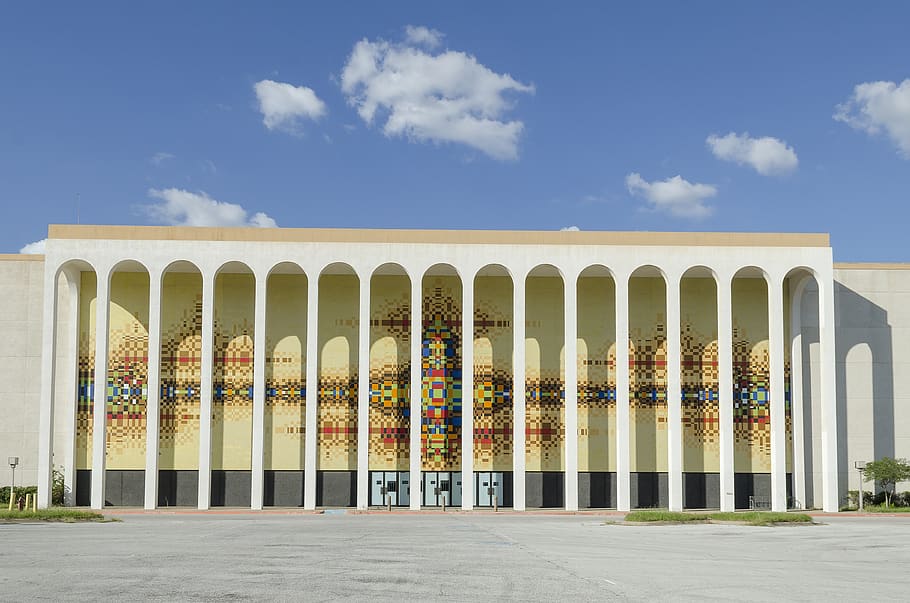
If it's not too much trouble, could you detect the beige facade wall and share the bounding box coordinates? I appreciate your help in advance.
[0,257,44,489]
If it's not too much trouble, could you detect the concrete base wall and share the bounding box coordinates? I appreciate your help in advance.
[158,470,199,507]
[316,471,356,507]
[211,470,252,507]
[104,470,145,506]
[525,472,564,508]
[264,470,305,507]
[682,472,720,509]
[630,472,668,508]
[578,472,616,508]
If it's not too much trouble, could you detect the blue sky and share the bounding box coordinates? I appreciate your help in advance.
[2,2,909,260]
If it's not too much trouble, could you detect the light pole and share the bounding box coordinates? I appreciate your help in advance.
[855,460,867,512]
[7,457,18,511]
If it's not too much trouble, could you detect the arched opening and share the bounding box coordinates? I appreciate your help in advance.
[263,262,307,507]
[103,260,151,507]
[731,266,771,509]
[367,263,411,507]
[210,261,255,507]
[316,262,359,506]
[679,266,719,509]
[576,265,616,509]
[785,266,825,509]
[52,260,95,507]
[420,263,463,508]
[473,264,514,508]
[525,264,565,508]
[157,260,203,507]
[628,264,668,509]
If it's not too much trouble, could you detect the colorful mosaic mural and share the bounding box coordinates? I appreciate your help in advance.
[473,275,513,471]
[75,272,96,470]
[158,271,202,470]
[628,277,668,473]
[525,275,565,472]
[680,278,720,472]
[369,274,411,471]
[104,272,150,470]
[421,275,462,471]
[317,274,359,470]
[211,273,255,471]
[732,277,771,472]
[577,276,616,472]
[264,273,307,471]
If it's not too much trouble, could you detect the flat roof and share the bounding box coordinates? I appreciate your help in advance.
[48,224,831,247]
[835,262,910,270]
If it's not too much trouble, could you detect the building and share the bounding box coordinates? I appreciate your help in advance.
[1,225,907,513]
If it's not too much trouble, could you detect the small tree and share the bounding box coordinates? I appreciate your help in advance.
[863,457,910,507]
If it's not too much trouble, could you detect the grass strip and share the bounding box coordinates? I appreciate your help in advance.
[0,509,105,522]
[707,511,812,525]
[863,505,910,513]
[623,510,813,525]
[623,510,708,523]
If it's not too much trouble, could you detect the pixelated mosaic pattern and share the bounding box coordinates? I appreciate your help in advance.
[210,274,255,470]
[317,274,359,470]
[473,276,514,471]
[76,272,97,470]
[732,278,771,472]
[629,277,668,472]
[369,276,411,471]
[525,276,565,472]
[264,274,308,471]
[680,278,720,472]
[422,276,463,471]
[577,277,617,472]
[158,273,203,470]
[104,272,150,470]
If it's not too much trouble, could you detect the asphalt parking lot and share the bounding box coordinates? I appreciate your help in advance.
[2,512,909,601]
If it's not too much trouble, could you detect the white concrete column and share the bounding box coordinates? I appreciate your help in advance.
[409,273,423,510]
[817,267,839,512]
[143,270,162,510]
[717,273,735,511]
[461,275,474,510]
[250,271,268,510]
[37,264,60,509]
[197,271,215,510]
[564,271,578,511]
[789,277,808,510]
[666,274,683,512]
[768,274,787,512]
[90,267,111,510]
[303,274,318,510]
[62,269,81,507]
[356,272,370,510]
[615,274,631,511]
[512,276,526,511]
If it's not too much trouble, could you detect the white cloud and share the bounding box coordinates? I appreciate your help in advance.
[560,225,580,231]
[625,173,717,219]
[150,152,175,166]
[145,188,278,228]
[706,132,798,175]
[19,238,46,254]
[254,79,326,133]
[340,28,534,160]
[834,79,910,157]
[405,25,443,48]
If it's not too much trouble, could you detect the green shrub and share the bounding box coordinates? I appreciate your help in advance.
[0,485,38,505]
